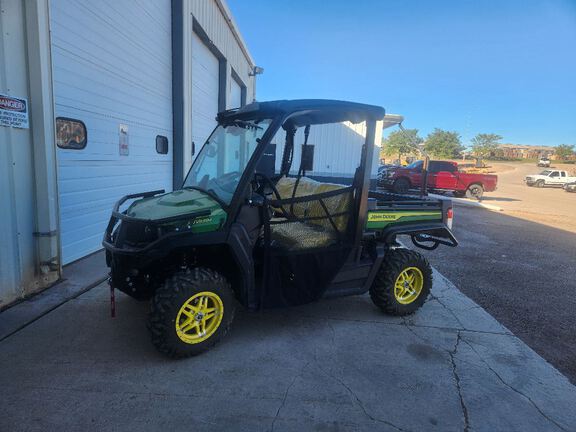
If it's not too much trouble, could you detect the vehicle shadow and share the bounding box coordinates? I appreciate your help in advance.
[476,196,521,202]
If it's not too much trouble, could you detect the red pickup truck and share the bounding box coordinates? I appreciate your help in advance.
[379,160,498,199]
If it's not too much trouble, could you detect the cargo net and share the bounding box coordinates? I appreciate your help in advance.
[266,186,354,250]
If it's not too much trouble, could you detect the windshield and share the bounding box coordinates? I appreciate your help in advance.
[183,119,273,204]
[540,170,552,176]
[406,160,423,169]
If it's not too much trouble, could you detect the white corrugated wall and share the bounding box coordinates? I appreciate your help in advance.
[272,121,383,182]
[189,1,254,99]
[180,0,255,176]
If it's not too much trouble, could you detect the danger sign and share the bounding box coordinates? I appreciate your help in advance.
[0,93,29,129]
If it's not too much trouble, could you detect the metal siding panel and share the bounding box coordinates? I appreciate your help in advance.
[51,0,173,264]
[0,0,39,303]
[190,0,254,101]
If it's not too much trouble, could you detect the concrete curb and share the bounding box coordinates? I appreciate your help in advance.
[428,193,503,211]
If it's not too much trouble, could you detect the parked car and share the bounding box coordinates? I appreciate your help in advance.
[537,157,551,167]
[564,181,576,193]
[525,170,576,188]
[379,160,498,199]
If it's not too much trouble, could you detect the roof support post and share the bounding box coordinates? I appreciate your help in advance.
[353,118,377,250]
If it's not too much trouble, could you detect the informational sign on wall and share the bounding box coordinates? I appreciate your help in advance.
[0,93,29,129]
[119,124,129,156]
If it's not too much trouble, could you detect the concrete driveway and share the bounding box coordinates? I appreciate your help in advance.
[1,271,575,432]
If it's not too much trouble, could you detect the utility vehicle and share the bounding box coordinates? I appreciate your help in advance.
[380,160,498,199]
[103,100,458,358]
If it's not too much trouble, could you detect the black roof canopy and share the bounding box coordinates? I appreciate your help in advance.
[217,99,386,127]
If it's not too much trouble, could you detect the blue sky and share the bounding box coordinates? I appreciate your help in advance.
[227,0,576,147]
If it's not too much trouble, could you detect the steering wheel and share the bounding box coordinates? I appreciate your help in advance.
[253,173,283,201]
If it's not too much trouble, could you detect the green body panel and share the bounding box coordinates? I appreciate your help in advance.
[126,189,227,233]
[365,210,442,230]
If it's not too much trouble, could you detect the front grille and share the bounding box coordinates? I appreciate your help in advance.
[117,221,158,248]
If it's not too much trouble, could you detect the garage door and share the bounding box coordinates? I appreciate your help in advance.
[189,32,220,170]
[51,0,173,264]
[229,78,242,109]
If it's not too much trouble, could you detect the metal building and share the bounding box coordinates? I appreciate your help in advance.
[271,121,384,184]
[0,0,255,307]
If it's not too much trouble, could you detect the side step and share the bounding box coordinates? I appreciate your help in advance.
[323,246,385,298]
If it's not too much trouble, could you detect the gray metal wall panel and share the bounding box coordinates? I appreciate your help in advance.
[0,0,51,306]
[190,0,255,101]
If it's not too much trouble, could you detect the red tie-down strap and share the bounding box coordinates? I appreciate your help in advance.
[109,277,116,318]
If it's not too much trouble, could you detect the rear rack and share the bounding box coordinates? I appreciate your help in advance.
[367,189,458,249]
[368,190,445,210]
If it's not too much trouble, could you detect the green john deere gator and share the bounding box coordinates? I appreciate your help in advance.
[103,99,457,358]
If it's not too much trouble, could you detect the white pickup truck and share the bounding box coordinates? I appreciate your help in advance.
[526,170,576,188]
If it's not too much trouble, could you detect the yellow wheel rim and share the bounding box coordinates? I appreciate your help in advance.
[175,291,224,344]
[394,267,424,305]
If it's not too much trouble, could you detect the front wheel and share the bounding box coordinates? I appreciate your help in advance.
[148,268,236,358]
[465,184,484,200]
[370,249,432,315]
[536,180,545,188]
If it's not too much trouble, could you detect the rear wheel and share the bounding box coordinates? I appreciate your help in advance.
[465,183,484,200]
[370,249,432,315]
[148,268,235,358]
[392,178,410,194]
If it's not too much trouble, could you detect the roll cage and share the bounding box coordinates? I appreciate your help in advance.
[219,99,386,248]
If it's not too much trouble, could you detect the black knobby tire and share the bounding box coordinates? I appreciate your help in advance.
[369,248,432,316]
[466,183,484,200]
[392,178,410,194]
[148,267,236,358]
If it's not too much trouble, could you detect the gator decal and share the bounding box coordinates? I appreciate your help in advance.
[366,211,442,229]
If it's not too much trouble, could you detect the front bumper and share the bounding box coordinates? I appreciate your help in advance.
[377,176,395,186]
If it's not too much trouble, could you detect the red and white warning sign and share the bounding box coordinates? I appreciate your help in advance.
[0,93,29,129]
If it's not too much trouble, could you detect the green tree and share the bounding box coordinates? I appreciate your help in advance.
[381,129,423,160]
[555,144,574,160]
[424,129,464,158]
[471,133,503,158]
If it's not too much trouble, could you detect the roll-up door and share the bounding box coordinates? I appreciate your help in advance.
[190,31,220,170]
[51,0,173,264]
